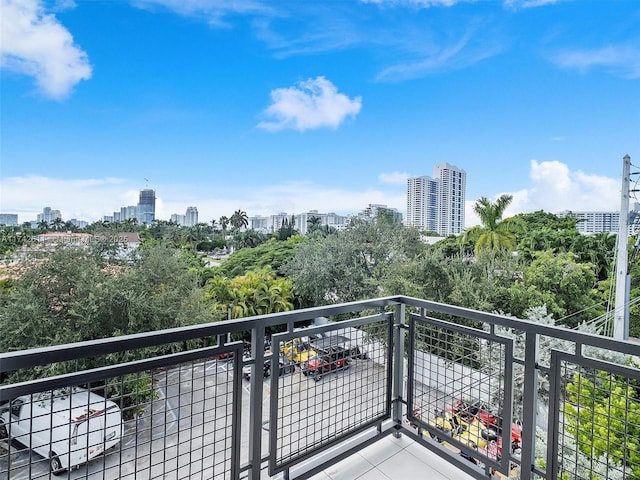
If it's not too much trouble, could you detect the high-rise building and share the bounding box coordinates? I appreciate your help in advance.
[169,207,199,227]
[36,207,62,224]
[137,189,156,224]
[406,163,466,236]
[185,207,198,227]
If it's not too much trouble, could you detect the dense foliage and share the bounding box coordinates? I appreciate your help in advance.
[0,205,636,467]
[566,371,640,479]
[0,244,218,354]
[204,268,294,319]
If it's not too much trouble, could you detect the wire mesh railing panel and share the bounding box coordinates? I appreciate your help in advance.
[407,314,516,477]
[551,352,640,480]
[0,346,241,480]
[269,316,392,474]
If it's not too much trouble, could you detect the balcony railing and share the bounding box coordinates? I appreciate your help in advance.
[1,296,639,479]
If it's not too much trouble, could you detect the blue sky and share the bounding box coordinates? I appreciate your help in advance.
[1,0,638,227]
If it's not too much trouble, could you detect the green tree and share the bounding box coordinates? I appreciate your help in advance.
[512,210,580,232]
[0,244,216,354]
[214,236,305,279]
[50,217,65,231]
[234,229,267,249]
[375,207,399,226]
[499,250,598,325]
[307,215,322,234]
[566,370,640,479]
[283,220,426,307]
[230,210,249,232]
[205,268,293,319]
[461,194,519,256]
[277,216,297,241]
[219,216,230,234]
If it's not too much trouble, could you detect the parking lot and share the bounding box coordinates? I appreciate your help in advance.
[0,349,386,480]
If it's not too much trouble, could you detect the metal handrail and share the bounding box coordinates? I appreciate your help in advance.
[2,296,640,480]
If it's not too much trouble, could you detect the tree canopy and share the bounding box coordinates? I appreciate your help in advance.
[461,194,521,256]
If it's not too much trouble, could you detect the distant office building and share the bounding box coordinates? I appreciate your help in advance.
[406,163,466,236]
[37,207,62,224]
[358,204,403,224]
[0,214,18,226]
[560,204,640,234]
[137,189,156,224]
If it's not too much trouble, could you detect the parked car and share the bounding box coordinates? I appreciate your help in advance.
[242,353,295,380]
[301,345,350,381]
[0,387,123,475]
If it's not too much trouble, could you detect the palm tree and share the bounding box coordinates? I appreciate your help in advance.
[50,217,64,232]
[462,194,518,256]
[219,216,230,234]
[307,215,322,234]
[230,210,249,232]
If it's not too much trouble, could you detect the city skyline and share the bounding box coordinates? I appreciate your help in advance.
[1,1,637,227]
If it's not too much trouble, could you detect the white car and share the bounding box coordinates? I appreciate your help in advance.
[0,387,123,475]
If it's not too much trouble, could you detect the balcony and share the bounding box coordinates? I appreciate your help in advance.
[1,296,639,480]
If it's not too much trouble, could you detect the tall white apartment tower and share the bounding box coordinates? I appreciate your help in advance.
[185,207,198,227]
[406,163,466,236]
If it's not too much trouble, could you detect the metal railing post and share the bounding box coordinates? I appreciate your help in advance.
[392,302,406,431]
[248,324,266,480]
[520,331,539,480]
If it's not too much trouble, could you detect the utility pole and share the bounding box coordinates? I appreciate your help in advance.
[614,154,631,340]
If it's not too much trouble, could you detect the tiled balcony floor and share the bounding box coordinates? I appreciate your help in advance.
[305,433,475,480]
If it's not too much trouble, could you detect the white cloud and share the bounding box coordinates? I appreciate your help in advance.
[257,77,362,132]
[0,0,92,99]
[520,160,619,212]
[131,0,271,27]
[550,44,640,79]
[375,28,503,82]
[379,172,410,185]
[0,176,135,222]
